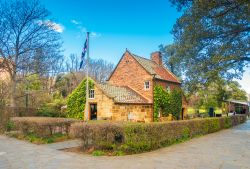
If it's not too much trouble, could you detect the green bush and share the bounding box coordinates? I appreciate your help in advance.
[154,85,182,121]
[37,99,66,117]
[71,115,246,154]
[66,79,94,120]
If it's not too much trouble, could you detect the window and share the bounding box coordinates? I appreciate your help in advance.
[89,89,95,99]
[166,85,171,92]
[144,81,150,90]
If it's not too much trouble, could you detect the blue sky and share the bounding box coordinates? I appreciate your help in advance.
[40,0,180,62]
[40,0,250,94]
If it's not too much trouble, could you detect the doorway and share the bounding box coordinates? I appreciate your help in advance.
[181,108,185,120]
[90,103,97,120]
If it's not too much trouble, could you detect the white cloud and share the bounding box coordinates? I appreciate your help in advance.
[71,19,81,25]
[70,19,101,39]
[90,32,101,38]
[38,20,64,33]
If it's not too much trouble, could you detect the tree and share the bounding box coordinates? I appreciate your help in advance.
[159,44,183,78]
[0,0,62,107]
[169,0,250,92]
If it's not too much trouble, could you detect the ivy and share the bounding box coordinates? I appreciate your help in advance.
[154,85,182,121]
[66,79,94,120]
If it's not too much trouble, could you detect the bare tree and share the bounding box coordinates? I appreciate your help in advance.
[0,0,62,107]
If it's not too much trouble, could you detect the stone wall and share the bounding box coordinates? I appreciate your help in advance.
[88,86,114,120]
[112,104,153,122]
[92,85,153,122]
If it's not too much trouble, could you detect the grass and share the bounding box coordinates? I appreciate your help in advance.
[188,107,223,115]
[8,132,69,144]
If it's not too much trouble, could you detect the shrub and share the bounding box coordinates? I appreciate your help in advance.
[10,117,79,137]
[154,85,182,121]
[66,79,94,120]
[71,115,246,154]
[37,99,66,117]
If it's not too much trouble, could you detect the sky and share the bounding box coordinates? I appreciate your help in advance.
[40,0,250,94]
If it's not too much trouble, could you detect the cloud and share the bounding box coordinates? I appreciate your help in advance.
[71,19,81,25]
[70,19,101,39]
[90,32,101,38]
[38,20,64,33]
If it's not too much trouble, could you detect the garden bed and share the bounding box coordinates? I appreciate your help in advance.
[69,115,246,156]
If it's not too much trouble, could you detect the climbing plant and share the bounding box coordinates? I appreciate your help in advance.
[154,85,182,121]
[66,79,94,120]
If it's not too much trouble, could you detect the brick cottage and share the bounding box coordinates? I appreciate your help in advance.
[87,50,187,122]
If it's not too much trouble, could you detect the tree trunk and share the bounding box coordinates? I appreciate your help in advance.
[10,74,16,108]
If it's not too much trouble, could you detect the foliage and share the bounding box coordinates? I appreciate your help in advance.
[10,117,78,137]
[0,81,9,106]
[70,115,246,154]
[37,98,66,117]
[168,0,250,90]
[92,150,105,156]
[66,79,94,120]
[8,132,68,144]
[0,0,62,107]
[159,44,183,78]
[169,89,182,119]
[188,79,247,111]
[154,85,182,121]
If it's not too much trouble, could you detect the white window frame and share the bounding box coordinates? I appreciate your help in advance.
[144,81,150,90]
[166,85,171,92]
[89,89,95,99]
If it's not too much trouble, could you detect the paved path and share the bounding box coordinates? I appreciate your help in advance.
[0,121,250,169]
[41,139,82,150]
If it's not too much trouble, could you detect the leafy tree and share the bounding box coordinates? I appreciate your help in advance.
[168,0,250,92]
[0,0,62,107]
[159,44,183,78]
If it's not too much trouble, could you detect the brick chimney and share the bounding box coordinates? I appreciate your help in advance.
[151,51,162,66]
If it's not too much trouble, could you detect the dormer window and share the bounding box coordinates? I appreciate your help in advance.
[144,81,150,90]
[89,89,95,99]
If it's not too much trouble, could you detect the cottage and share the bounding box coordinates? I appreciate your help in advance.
[87,50,187,122]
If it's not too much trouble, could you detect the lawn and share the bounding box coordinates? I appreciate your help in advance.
[188,107,222,115]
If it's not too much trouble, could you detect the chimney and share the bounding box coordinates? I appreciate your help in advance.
[151,51,162,66]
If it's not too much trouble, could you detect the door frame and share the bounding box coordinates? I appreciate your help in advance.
[89,102,97,120]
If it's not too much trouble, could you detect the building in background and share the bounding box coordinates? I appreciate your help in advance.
[0,58,11,82]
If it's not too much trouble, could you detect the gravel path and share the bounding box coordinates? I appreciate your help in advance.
[0,120,250,169]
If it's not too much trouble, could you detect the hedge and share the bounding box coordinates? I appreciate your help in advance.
[70,115,246,153]
[10,117,79,137]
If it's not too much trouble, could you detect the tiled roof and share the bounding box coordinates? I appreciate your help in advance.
[97,83,149,104]
[130,52,180,83]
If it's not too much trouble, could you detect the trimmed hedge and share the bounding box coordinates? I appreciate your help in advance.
[70,115,246,153]
[10,117,79,137]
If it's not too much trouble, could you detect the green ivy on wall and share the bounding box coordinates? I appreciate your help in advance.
[154,85,182,121]
[66,79,94,120]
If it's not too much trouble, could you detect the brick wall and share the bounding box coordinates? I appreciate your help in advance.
[154,79,181,91]
[108,52,153,103]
